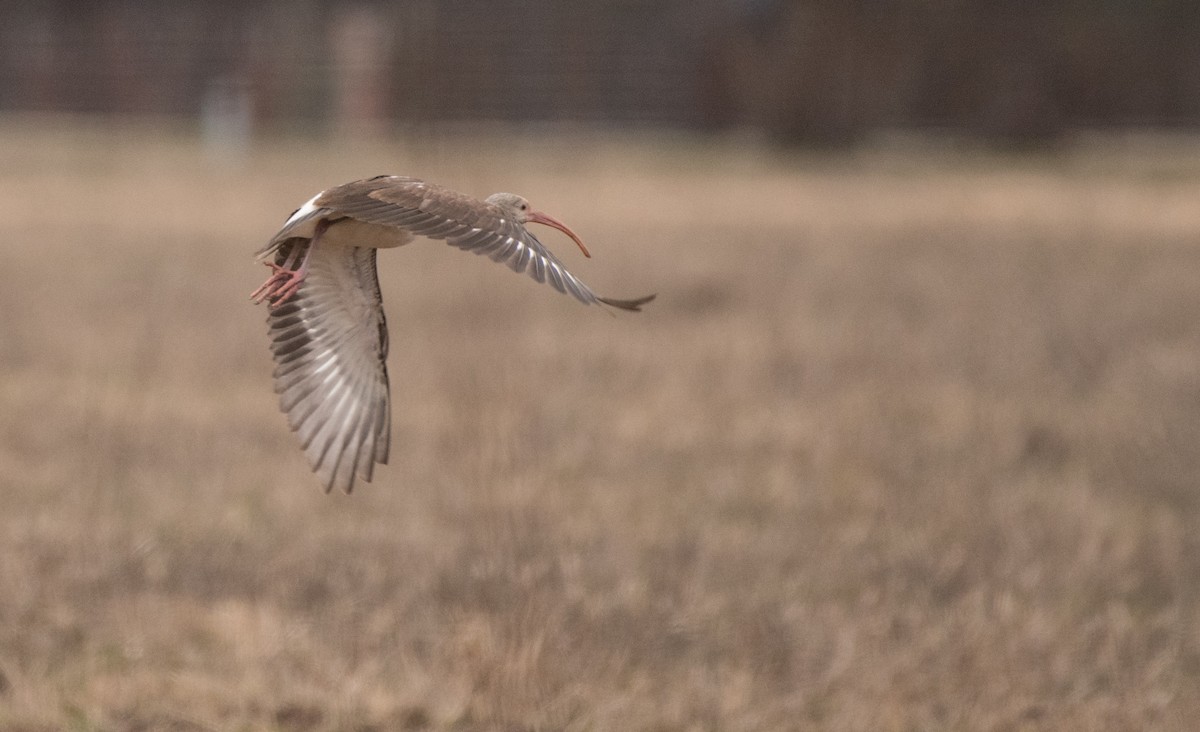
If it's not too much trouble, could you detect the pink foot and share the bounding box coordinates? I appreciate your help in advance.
[251,223,324,309]
[250,261,307,307]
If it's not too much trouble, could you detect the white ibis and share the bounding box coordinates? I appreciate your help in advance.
[251,175,654,494]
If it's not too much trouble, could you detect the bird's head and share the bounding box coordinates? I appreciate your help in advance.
[486,192,591,258]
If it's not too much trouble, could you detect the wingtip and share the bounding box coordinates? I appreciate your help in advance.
[598,294,656,312]
[321,472,357,494]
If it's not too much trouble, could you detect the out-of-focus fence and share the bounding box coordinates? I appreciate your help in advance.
[0,1,724,130]
[708,0,1200,143]
[3,0,1200,144]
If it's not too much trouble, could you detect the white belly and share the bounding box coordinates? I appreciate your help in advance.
[278,194,415,248]
[321,217,414,249]
[280,196,415,249]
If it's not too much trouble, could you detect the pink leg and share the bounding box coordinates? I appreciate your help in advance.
[250,221,328,307]
[249,245,303,303]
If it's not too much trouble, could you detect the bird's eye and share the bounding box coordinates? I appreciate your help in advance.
[519,203,528,211]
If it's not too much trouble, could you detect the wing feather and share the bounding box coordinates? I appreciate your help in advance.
[266,244,391,493]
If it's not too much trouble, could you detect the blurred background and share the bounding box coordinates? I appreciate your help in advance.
[5,0,1200,143]
[4,1,1200,731]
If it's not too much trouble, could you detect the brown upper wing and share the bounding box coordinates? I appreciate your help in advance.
[316,176,652,310]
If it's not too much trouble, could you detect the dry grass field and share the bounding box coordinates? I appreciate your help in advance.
[2,117,1200,730]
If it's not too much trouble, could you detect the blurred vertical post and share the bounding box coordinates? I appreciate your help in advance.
[201,75,255,164]
[332,5,393,138]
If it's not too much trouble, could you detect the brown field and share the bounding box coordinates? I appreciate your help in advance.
[2,118,1200,730]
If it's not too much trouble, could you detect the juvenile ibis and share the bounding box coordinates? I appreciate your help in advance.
[252,175,654,494]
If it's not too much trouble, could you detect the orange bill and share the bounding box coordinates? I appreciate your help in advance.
[526,210,591,258]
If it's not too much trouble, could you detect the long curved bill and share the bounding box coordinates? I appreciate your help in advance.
[526,210,592,258]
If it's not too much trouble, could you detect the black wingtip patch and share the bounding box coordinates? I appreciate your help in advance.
[598,294,656,312]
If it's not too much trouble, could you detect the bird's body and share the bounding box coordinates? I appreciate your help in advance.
[252,175,653,494]
[279,192,414,249]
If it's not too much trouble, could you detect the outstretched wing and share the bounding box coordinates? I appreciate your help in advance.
[265,240,391,493]
[317,176,653,311]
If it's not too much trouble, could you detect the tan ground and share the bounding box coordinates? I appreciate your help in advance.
[2,118,1200,730]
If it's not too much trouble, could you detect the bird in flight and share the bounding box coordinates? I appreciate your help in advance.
[251,175,654,494]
